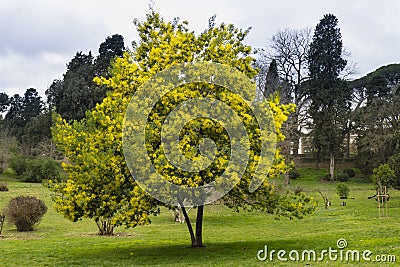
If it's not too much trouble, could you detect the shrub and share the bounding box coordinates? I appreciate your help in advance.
[371,164,396,189]
[3,196,47,231]
[335,172,349,182]
[323,173,332,181]
[9,156,27,177]
[342,168,356,178]
[336,183,349,199]
[288,169,301,180]
[23,158,60,183]
[9,156,60,183]
[0,182,8,191]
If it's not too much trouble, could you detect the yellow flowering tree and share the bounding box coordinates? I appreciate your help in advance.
[48,12,315,242]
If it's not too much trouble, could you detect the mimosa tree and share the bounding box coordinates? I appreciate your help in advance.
[48,11,315,245]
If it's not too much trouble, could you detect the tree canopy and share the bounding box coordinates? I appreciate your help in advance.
[48,12,315,245]
[351,64,400,176]
[46,34,126,122]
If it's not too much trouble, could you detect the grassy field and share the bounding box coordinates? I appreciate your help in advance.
[0,167,399,266]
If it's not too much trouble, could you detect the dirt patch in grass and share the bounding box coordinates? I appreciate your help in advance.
[0,231,41,240]
[83,232,140,238]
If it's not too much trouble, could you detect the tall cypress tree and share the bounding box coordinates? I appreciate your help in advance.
[262,59,279,98]
[307,14,350,179]
[308,14,347,88]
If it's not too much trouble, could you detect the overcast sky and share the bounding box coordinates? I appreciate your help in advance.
[0,0,399,98]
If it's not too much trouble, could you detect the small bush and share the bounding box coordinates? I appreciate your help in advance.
[3,196,47,231]
[335,172,349,182]
[0,182,8,191]
[288,169,301,180]
[9,156,27,177]
[323,173,331,181]
[343,168,356,178]
[23,158,60,183]
[336,183,350,199]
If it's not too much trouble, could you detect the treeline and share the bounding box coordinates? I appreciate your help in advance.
[0,34,125,179]
[0,13,399,186]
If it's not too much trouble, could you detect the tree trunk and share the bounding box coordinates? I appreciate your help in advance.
[291,110,300,157]
[293,134,300,156]
[0,214,5,235]
[181,205,195,246]
[330,150,335,181]
[95,217,114,235]
[194,205,204,247]
[284,173,290,186]
[345,130,351,159]
[315,148,320,170]
[181,205,205,248]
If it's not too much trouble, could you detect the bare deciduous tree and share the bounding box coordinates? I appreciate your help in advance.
[257,28,312,157]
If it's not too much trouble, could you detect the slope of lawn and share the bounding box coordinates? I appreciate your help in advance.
[0,168,399,266]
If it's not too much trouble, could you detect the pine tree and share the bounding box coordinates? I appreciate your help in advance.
[46,35,125,122]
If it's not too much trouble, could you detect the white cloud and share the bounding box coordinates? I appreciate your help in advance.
[0,1,108,55]
[0,52,67,97]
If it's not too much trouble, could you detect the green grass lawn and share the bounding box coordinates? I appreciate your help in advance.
[0,168,399,266]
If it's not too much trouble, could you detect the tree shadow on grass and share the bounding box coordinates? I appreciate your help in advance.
[57,237,341,267]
